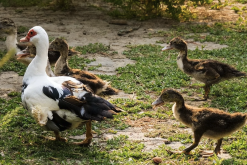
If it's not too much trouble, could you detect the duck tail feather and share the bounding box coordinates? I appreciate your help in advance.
[82,109,117,121]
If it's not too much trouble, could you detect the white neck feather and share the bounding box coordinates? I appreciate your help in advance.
[5,33,21,53]
[23,38,49,82]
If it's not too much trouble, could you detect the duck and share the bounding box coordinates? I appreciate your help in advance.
[162,37,246,100]
[49,38,118,96]
[152,88,247,155]
[0,18,78,66]
[20,26,122,146]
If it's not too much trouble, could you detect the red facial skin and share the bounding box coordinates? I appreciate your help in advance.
[20,29,37,42]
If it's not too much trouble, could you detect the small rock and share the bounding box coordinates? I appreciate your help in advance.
[1,151,5,157]
[153,157,162,164]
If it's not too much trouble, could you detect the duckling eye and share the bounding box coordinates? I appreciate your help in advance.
[162,93,168,97]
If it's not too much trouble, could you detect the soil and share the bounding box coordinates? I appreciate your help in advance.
[0,0,238,159]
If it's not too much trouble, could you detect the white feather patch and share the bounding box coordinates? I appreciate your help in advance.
[31,105,51,126]
[80,107,85,116]
[177,56,184,72]
[172,103,180,120]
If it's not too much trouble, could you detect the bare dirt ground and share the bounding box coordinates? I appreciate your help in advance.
[0,0,241,159]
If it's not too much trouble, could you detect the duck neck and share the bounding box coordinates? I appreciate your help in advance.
[54,49,70,75]
[176,48,190,73]
[178,49,188,61]
[23,41,49,82]
[5,33,20,53]
[173,95,185,109]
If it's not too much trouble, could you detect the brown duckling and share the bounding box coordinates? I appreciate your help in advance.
[0,18,23,53]
[152,89,247,155]
[50,38,118,96]
[162,37,246,100]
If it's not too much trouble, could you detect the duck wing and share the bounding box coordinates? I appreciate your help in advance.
[61,94,122,121]
[44,78,121,121]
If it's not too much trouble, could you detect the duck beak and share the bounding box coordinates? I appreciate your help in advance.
[162,45,173,51]
[20,36,30,42]
[152,97,164,109]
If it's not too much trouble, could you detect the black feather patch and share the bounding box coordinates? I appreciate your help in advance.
[58,98,82,117]
[49,112,72,131]
[80,93,122,121]
[22,82,28,94]
[42,85,71,101]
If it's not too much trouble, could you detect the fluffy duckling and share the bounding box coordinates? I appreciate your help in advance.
[162,37,246,100]
[50,38,118,96]
[0,18,23,53]
[152,89,247,155]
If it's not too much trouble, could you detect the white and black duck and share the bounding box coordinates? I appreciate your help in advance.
[20,26,122,146]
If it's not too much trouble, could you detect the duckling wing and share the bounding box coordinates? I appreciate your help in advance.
[192,109,246,139]
[194,60,246,81]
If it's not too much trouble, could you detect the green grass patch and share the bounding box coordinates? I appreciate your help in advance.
[75,43,110,55]
[0,50,27,75]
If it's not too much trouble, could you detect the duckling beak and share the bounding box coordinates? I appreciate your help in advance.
[152,97,164,109]
[15,47,31,59]
[162,45,173,51]
[15,49,34,66]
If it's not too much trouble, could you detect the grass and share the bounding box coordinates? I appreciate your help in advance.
[1,18,247,165]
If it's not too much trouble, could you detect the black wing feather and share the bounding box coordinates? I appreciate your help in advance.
[50,112,72,131]
[42,85,72,101]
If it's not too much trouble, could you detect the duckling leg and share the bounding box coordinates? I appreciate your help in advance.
[203,84,211,100]
[183,130,203,154]
[73,120,93,147]
[199,138,223,157]
[214,138,223,155]
[192,85,210,101]
[167,130,203,155]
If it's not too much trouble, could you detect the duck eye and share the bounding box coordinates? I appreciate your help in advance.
[30,31,33,35]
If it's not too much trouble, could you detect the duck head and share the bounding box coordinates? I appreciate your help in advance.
[17,26,49,58]
[152,89,184,108]
[0,18,17,37]
[162,37,187,52]
[20,26,48,46]
[49,38,69,55]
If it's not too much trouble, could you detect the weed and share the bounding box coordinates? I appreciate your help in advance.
[235,0,247,4]
[231,6,240,13]
[75,43,110,54]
